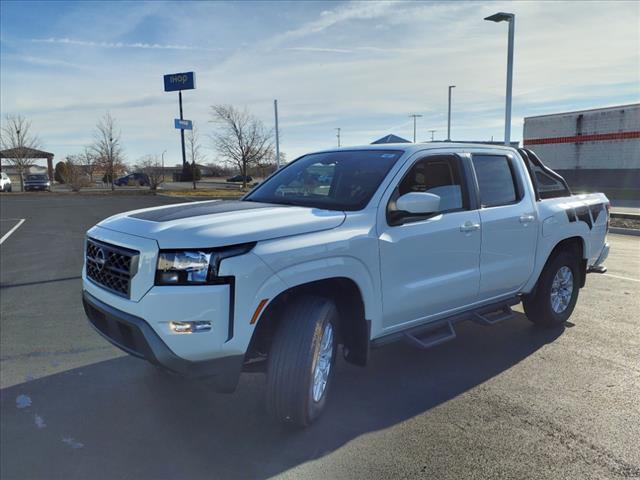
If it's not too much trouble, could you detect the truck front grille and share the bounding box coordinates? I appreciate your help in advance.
[86,238,139,298]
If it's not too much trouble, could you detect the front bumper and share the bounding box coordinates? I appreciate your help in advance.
[82,290,244,392]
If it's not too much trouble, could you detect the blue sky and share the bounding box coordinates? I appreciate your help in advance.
[1,0,638,166]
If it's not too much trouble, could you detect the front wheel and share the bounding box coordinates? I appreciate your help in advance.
[523,250,580,327]
[266,296,338,427]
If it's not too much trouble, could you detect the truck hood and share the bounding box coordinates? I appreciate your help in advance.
[96,200,346,249]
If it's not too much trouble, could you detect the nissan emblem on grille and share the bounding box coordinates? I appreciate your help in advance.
[85,238,139,298]
[94,247,107,271]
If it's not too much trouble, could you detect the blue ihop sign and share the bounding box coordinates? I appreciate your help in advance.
[164,72,196,92]
[174,119,193,130]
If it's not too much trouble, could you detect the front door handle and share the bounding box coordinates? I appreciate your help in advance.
[519,214,535,223]
[460,221,480,233]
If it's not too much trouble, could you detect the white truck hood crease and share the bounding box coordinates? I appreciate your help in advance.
[96,200,346,249]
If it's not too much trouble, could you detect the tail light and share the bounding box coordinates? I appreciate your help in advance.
[605,203,610,232]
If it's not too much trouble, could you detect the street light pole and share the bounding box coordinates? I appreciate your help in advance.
[485,12,515,146]
[335,128,341,147]
[429,129,436,141]
[447,85,455,141]
[408,114,423,143]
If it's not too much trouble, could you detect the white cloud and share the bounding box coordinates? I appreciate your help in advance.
[285,47,353,54]
[31,37,218,51]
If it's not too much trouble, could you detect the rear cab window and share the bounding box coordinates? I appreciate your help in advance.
[471,154,521,207]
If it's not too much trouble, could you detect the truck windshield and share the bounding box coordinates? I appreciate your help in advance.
[245,150,404,211]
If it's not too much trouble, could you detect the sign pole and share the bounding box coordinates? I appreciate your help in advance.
[164,71,195,177]
[179,91,187,168]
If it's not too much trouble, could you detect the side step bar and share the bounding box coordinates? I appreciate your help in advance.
[587,265,607,274]
[404,322,456,350]
[371,297,520,350]
[472,305,514,326]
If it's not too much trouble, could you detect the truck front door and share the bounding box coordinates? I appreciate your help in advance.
[378,153,481,332]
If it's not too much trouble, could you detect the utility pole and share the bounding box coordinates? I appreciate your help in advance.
[447,85,455,141]
[335,128,341,147]
[429,129,436,141]
[274,100,281,169]
[408,114,423,143]
[161,149,166,183]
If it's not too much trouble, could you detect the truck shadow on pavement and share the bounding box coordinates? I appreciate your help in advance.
[1,312,562,480]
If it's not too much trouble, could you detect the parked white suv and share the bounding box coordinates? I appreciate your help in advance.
[0,172,12,192]
[83,144,609,426]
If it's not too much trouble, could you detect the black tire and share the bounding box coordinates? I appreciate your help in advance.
[523,250,580,327]
[266,295,338,427]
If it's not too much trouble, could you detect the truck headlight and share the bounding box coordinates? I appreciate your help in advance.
[155,243,255,285]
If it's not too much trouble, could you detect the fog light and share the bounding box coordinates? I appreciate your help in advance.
[170,321,212,334]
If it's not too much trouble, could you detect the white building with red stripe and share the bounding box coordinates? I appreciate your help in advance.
[523,104,639,197]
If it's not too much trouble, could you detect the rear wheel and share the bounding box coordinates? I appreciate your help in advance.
[523,250,580,327]
[266,296,338,427]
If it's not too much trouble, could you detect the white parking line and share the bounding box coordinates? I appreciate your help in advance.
[0,219,25,245]
[602,273,640,283]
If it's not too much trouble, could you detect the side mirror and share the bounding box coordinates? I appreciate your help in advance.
[396,192,441,215]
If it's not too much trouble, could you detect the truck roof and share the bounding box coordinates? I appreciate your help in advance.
[311,142,519,155]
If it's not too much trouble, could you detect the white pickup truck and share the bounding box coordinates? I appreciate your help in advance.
[82,143,610,426]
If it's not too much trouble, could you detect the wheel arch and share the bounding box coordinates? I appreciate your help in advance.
[246,277,370,367]
[528,235,588,295]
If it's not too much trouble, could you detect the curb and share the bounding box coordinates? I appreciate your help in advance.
[609,227,640,237]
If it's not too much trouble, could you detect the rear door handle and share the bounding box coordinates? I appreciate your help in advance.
[519,214,535,223]
[460,221,480,233]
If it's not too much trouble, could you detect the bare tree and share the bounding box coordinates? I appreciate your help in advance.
[135,155,164,191]
[210,105,274,190]
[78,147,97,183]
[186,127,205,190]
[91,112,124,191]
[63,155,90,192]
[0,115,41,192]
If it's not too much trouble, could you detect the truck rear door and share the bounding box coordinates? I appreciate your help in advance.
[471,151,538,299]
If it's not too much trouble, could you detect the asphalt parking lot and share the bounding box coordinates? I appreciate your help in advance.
[1,194,639,480]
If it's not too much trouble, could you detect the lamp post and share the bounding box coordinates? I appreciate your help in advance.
[447,85,455,141]
[335,127,341,147]
[485,12,515,146]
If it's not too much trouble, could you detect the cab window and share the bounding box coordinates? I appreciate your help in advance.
[387,154,468,226]
[397,155,466,212]
[471,155,520,207]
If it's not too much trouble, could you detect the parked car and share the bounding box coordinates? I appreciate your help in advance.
[23,174,51,192]
[82,144,609,427]
[114,173,150,187]
[226,174,252,183]
[0,172,11,192]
